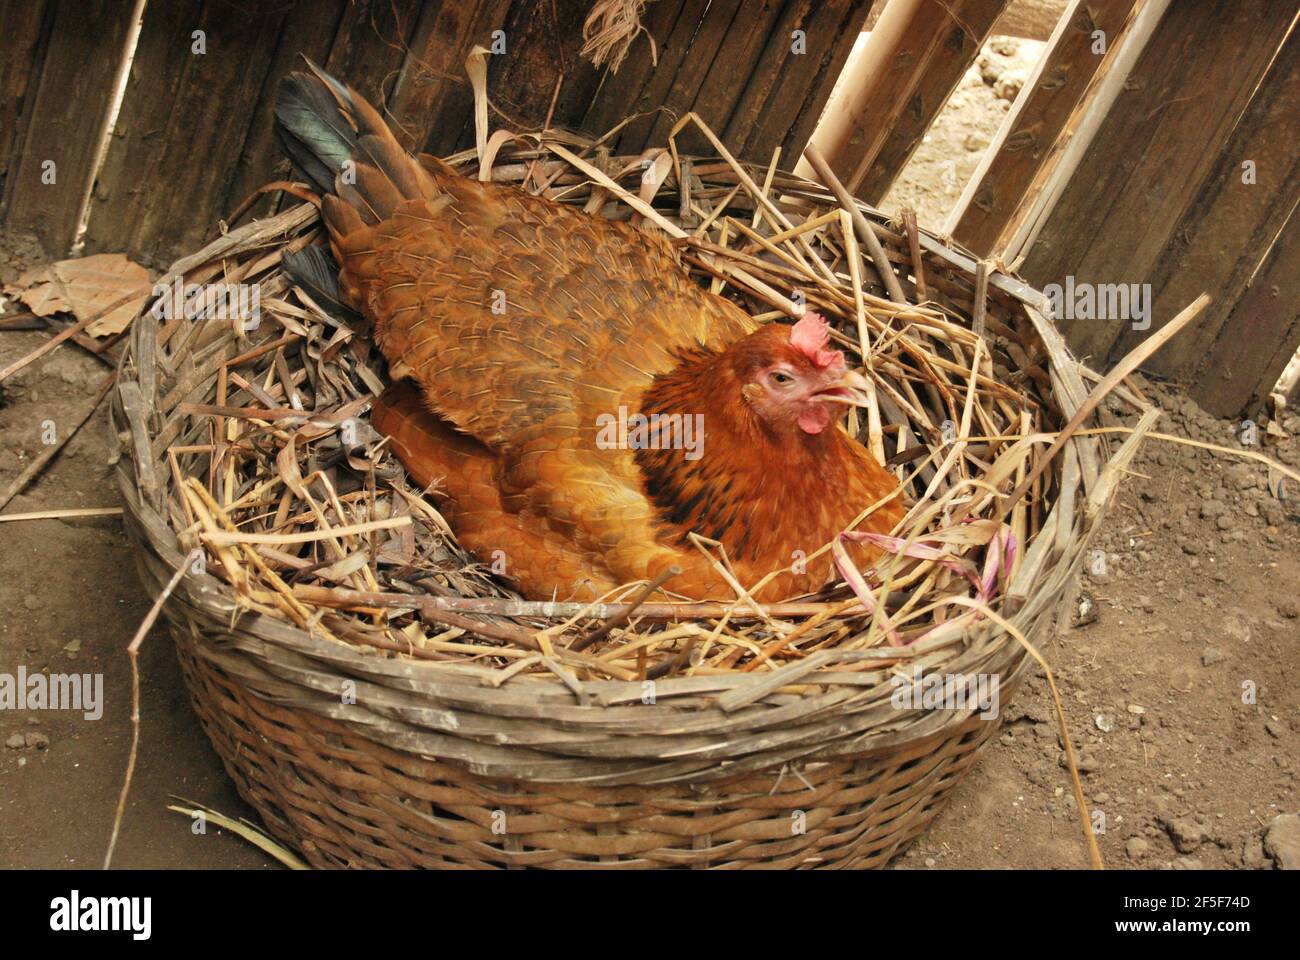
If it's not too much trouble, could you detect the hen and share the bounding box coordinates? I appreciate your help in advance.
[275,62,906,602]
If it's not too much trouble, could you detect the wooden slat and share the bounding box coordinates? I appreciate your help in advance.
[645,0,787,155]
[858,0,1013,201]
[815,0,1012,205]
[319,0,424,109]
[1193,209,1300,417]
[1110,24,1300,385]
[867,0,1073,41]
[728,0,875,162]
[221,0,352,224]
[465,0,602,154]
[581,0,709,150]
[991,0,1169,270]
[0,0,52,221]
[86,0,424,265]
[580,0,871,163]
[392,0,517,156]
[994,0,1071,41]
[578,0,695,143]
[1020,0,1296,363]
[80,0,196,260]
[628,1,744,155]
[947,0,1139,256]
[83,0,292,264]
[3,0,133,255]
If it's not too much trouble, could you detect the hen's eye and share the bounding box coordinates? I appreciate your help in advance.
[769,371,794,386]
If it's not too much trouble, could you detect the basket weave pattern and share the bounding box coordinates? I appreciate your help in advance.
[174,630,1024,868]
[110,150,1123,868]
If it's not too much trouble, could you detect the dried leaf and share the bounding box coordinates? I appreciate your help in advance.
[466,45,491,176]
[6,253,151,337]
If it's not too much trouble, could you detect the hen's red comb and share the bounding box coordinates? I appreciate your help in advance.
[789,312,844,369]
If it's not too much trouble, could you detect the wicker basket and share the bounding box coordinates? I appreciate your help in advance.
[110,143,1140,869]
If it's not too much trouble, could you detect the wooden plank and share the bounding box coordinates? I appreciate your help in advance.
[1110,24,1300,379]
[645,0,786,155]
[3,0,134,255]
[728,0,875,162]
[221,0,351,224]
[0,0,52,222]
[856,0,1012,202]
[868,0,1071,37]
[388,0,514,156]
[80,0,195,260]
[1192,208,1300,417]
[1020,0,1295,364]
[319,0,424,110]
[83,0,294,265]
[486,0,602,143]
[582,0,728,155]
[580,0,873,163]
[946,0,1139,257]
[633,1,745,155]
[814,0,1012,205]
[993,0,1169,269]
[994,0,1071,41]
[867,0,1070,40]
[580,0,703,147]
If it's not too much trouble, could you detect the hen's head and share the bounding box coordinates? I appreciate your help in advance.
[728,313,870,435]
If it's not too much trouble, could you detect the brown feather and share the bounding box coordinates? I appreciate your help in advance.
[309,75,904,601]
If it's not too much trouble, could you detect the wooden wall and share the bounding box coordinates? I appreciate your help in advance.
[0,0,872,266]
[939,0,1300,416]
[0,0,1295,416]
[1018,2,1299,416]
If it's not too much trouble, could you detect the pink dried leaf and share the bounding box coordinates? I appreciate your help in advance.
[833,535,903,645]
[847,529,981,591]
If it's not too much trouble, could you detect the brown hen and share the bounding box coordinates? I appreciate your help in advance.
[275,62,906,601]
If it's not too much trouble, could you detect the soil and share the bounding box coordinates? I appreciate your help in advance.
[882,36,1044,231]
[1,36,1296,870]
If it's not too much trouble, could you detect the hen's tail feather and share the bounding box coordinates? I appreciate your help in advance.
[281,246,362,326]
[273,67,357,195]
[273,57,436,225]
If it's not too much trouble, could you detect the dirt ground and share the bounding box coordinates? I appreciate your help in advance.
[2,37,1297,870]
[883,36,1043,229]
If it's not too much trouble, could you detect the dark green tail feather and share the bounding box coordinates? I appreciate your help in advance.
[281,246,361,326]
[273,58,359,196]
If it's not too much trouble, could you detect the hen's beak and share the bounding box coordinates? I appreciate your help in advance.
[810,368,873,408]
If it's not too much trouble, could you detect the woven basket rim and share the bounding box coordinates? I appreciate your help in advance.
[107,144,1146,778]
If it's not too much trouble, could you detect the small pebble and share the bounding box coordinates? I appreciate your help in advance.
[1264,815,1300,869]
[1165,817,1206,853]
